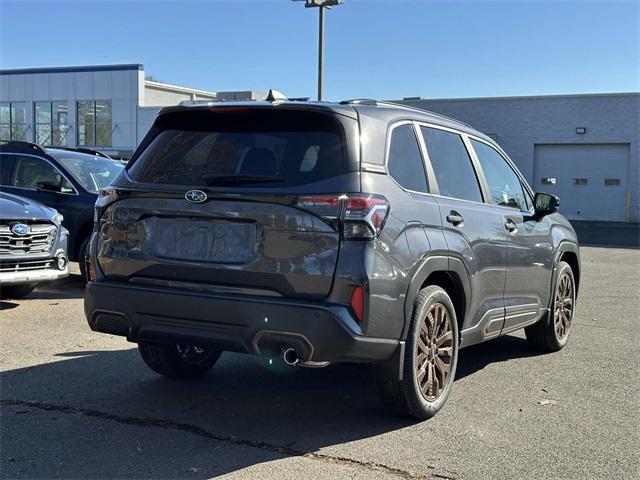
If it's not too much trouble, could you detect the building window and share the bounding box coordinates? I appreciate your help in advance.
[604,178,621,186]
[34,101,69,146]
[77,100,112,147]
[0,102,28,141]
[573,178,588,186]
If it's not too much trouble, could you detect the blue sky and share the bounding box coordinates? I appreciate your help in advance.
[0,0,638,100]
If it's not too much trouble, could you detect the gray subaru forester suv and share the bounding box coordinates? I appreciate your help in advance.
[84,99,580,419]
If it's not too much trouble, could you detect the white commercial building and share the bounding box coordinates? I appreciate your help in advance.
[0,64,264,158]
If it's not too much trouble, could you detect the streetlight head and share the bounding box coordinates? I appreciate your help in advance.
[293,0,342,8]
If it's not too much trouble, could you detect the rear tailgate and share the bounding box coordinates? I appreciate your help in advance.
[99,194,344,298]
[96,106,359,299]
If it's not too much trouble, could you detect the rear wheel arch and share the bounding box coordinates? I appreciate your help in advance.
[420,271,466,335]
[403,256,470,340]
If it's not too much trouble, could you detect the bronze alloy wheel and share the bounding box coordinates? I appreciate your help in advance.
[554,271,574,340]
[416,303,454,401]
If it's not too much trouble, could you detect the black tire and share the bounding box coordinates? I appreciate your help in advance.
[376,285,459,419]
[526,261,576,352]
[1,283,37,299]
[78,236,90,283]
[138,342,222,379]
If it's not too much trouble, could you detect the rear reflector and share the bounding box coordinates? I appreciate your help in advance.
[294,193,389,240]
[350,286,365,323]
[94,187,120,223]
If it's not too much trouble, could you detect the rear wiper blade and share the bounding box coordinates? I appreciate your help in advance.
[203,174,284,185]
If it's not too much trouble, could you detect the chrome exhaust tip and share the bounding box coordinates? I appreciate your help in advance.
[281,347,299,366]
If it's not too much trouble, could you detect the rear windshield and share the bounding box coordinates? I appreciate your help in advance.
[128,109,347,187]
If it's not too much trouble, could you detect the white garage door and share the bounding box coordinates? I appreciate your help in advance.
[533,144,630,221]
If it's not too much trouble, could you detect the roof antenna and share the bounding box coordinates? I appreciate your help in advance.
[265,89,288,102]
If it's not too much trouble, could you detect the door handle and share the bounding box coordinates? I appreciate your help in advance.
[504,219,518,233]
[446,211,464,226]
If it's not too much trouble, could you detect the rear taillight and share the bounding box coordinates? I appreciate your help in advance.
[342,194,389,240]
[94,187,120,223]
[294,193,389,240]
[294,195,342,220]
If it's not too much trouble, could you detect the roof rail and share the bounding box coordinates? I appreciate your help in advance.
[0,140,48,155]
[55,146,113,159]
[339,98,474,129]
[375,100,474,128]
[339,99,378,106]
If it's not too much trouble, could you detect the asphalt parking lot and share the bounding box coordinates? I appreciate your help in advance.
[1,246,639,480]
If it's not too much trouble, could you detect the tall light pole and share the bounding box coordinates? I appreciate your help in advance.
[293,0,342,101]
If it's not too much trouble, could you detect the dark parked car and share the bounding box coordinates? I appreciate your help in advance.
[84,99,580,419]
[0,141,124,280]
[0,192,69,298]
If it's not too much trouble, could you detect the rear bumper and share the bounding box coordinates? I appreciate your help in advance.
[84,281,399,363]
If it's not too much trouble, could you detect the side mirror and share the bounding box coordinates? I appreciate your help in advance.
[534,192,560,216]
[37,180,63,193]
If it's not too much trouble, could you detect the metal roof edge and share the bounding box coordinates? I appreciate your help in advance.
[0,64,144,75]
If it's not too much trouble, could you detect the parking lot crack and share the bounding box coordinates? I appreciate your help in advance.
[1,399,457,480]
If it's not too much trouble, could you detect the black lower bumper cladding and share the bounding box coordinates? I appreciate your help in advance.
[85,281,398,364]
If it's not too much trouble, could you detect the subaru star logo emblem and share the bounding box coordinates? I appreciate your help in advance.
[185,190,207,204]
[11,223,30,236]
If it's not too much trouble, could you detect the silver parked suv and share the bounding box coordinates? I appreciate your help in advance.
[85,99,580,419]
[0,192,69,298]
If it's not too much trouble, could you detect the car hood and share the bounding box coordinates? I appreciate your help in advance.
[0,192,56,222]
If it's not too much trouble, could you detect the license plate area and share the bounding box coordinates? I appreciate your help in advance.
[143,217,258,264]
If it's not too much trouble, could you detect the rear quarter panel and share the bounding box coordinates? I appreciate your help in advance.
[360,171,445,339]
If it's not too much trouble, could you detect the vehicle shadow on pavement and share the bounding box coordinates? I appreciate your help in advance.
[456,334,546,381]
[1,349,410,478]
[1,336,545,479]
[0,300,19,310]
[29,274,85,300]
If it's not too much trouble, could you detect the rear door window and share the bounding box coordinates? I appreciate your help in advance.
[386,123,428,193]
[10,155,75,193]
[128,109,347,188]
[420,127,483,203]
